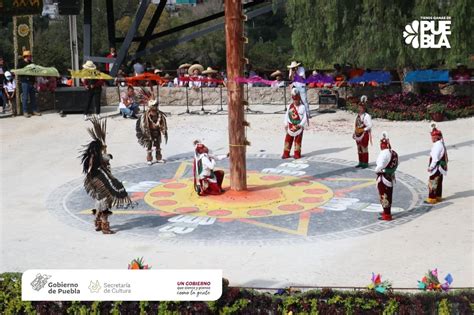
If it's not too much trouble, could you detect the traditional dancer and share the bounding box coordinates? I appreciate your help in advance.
[353,95,372,168]
[193,141,227,196]
[282,88,308,159]
[81,117,131,234]
[374,132,399,221]
[426,124,448,204]
[136,94,168,165]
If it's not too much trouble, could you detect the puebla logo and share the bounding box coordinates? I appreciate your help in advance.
[403,18,451,49]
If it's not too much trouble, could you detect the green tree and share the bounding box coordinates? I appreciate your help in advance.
[286,0,474,69]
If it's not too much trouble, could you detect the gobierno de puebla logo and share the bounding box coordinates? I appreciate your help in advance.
[403,16,451,48]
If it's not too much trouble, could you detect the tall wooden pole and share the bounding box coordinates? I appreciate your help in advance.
[225,0,247,191]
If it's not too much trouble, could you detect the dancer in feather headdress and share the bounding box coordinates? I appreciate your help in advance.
[136,89,168,165]
[81,116,131,234]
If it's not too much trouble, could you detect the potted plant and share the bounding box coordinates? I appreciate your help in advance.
[428,103,446,122]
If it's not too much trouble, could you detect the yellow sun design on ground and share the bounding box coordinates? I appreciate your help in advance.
[79,161,376,236]
[144,171,334,219]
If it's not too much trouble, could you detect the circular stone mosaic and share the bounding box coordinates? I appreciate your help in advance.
[47,155,431,245]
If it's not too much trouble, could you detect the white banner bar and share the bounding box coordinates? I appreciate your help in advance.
[22,269,222,301]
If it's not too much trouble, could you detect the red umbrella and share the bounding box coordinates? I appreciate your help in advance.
[125,72,169,86]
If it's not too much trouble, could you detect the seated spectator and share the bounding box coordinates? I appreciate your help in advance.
[174,63,191,87]
[188,64,204,89]
[133,59,145,76]
[163,74,174,87]
[202,67,219,87]
[118,85,139,118]
[270,70,285,88]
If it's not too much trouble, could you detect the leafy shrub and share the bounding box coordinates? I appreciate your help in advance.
[1,273,473,314]
[347,93,474,121]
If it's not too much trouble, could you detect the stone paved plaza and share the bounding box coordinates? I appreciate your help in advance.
[1,106,472,288]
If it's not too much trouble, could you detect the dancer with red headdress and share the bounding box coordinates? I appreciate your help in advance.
[374,132,399,221]
[282,88,308,159]
[193,141,228,196]
[426,124,448,204]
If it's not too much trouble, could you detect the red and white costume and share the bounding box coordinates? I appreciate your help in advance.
[193,142,226,196]
[282,89,308,159]
[353,100,372,168]
[426,125,448,204]
[375,132,398,221]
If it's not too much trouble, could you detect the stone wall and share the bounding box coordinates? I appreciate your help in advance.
[103,86,339,109]
[101,84,473,110]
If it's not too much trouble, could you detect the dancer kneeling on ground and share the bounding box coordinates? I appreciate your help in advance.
[136,98,168,165]
[375,132,399,221]
[81,117,131,234]
[282,88,308,159]
[353,95,372,168]
[426,124,448,204]
[193,140,228,196]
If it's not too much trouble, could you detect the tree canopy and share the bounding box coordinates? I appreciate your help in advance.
[285,0,473,70]
[0,0,471,74]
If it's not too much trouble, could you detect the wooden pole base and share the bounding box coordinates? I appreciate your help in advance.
[225,0,247,191]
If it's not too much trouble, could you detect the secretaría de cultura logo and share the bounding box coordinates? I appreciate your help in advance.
[403,16,451,48]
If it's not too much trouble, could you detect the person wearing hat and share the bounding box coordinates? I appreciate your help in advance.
[81,60,105,120]
[288,61,310,118]
[188,64,204,89]
[270,70,285,88]
[202,67,219,87]
[174,63,191,87]
[374,132,399,221]
[3,71,16,113]
[136,98,168,165]
[426,124,448,204]
[352,95,372,168]
[18,50,41,117]
[193,140,228,196]
[282,88,308,159]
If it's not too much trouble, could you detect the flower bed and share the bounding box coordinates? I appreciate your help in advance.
[346,93,474,121]
[1,273,473,314]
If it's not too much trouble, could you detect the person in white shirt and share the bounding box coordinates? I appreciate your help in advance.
[193,141,228,196]
[426,124,448,204]
[374,132,399,221]
[118,85,139,119]
[288,61,310,118]
[3,71,16,113]
[282,88,308,159]
[270,70,285,88]
[353,95,373,168]
[188,64,204,89]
